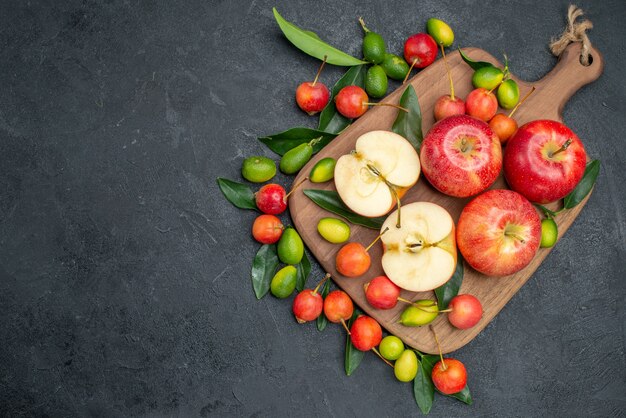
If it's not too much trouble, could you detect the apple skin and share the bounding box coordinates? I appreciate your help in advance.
[420,114,502,198]
[465,88,498,122]
[296,82,330,115]
[364,276,401,310]
[503,120,587,203]
[431,359,467,395]
[448,294,483,329]
[457,189,541,277]
[404,33,438,69]
[434,95,465,121]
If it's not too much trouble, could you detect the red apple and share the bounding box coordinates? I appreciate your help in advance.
[350,315,383,351]
[420,115,502,198]
[431,358,467,394]
[457,189,541,276]
[404,33,438,69]
[466,88,498,122]
[434,95,465,121]
[503,120,587,203]
[448,294,482,329]
[364,276,401,309]
[296,82,329,115]
[489,113,518,144]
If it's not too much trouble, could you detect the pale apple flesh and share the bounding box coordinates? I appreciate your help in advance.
[335,131,420,218]
[381,202,457,292]
[456,189,541,277]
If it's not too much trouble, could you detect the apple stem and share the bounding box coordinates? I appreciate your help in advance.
[549,138,573,158]
[397,297,443,313]
[487,83,500,95]
[371,347,394,368]
[284,176,309,201]
[340,318,351,334]
[358,17,370,33]
[311,56,327,87]
[365,227,389,252]
[440,44,455,100]
[365,102,408,113]
[429,325,447,371]
[403,59,417,84]
[508,86,536,118]
[313,273,331,295]
[504,231,526,243]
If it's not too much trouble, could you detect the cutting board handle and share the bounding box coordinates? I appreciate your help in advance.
[533,42,604,118]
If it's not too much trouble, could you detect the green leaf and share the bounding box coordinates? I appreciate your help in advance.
[345,309,365,375]
[295,251,312,292]
[413,357,436,414]
[444,385,473,405]
[303,189,385,229]
[217,178,257,211]
[316,279,332,331]
[434,253,464,310]
[392,85,423,152]
[458,48,495,71]
[251,244,279,299]
[273,8,367,66]
[259,128,337,156]
[318,65,367,134]
[563,160,600,209]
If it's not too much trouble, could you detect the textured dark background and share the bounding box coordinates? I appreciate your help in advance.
[1,0,625,416]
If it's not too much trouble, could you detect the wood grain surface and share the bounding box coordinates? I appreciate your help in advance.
[289,42,604,354]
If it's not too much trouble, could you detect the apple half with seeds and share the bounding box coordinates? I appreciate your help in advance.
[380,202,457,292]
[334,131,420,223]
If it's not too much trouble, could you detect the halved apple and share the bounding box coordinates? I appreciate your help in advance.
[334,130,420,219]
[380,202,457,292]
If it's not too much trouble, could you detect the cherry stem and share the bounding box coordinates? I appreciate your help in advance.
[313,273,331,295]
[284,176,309,201]
[403,59,417,84]
[508,86,536,118]
[397,297,451,313]
[440,44,455,100]
[371,347,394,368]
[549,138,572,158]
[364,102,408,113]
[311,56,327,87]
[487,83,500,95]
[358,17,370,33]
[429,325,447,371]
[365,227,389,252]
[340,318,351,334]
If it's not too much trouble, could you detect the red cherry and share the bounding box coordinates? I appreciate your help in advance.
[350,315,382,351]
[434,95,465,121]
[335,85,369,119]
[251,214,284,244]
[364,276,401,309]
[292,290,323,323]
[465,88,498,122]
[404,33,438,69]
[432,358,467,394]
[296,57,330,115]
[323,290,354,324]
[448,294,483,329]
[255,184,286,215]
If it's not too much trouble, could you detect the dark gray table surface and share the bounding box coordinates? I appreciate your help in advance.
[1,0,625,416]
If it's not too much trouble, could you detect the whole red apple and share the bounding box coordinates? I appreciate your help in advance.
[350,315,382,351]
[503,120,587,203]
[457,189,541,276]
[296,82,329,115]
[404,33,438,69]
[431,358,467,395]
[448,294,482,329]
[466,88,498,122]
[420,115,502,198]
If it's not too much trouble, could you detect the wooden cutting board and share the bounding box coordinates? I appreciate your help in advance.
[289,42,603,354]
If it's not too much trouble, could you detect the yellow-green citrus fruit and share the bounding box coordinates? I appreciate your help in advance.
[277,227,304,264]
[381,53,410,81]
[241,156,276,183]
[317,217,351,244]
[363,32,386,64]
[394,349,418,382]
[472,66,504,90]
[280,143,313,175]
[426,18,454,47]
[399,301,439,326]
[497,79,520,109]
[271,266,298,298]
[309,158,336,183]
[365,65,388,99]
[379,335,405,360]
[540,218,558,248]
